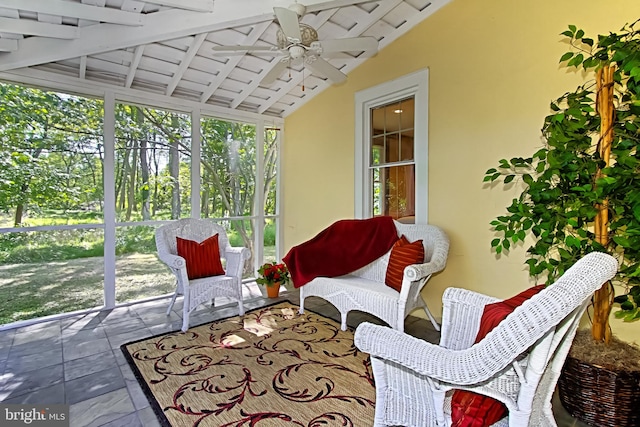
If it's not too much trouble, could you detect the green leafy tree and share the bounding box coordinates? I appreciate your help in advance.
[0,84,103,225]
[485,21,640,343]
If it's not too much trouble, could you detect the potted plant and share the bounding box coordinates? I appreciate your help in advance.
[256,261,290,298]
[484,21,640,426]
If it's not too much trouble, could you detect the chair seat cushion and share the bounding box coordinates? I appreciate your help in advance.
[176,234,225,280]
[384,235,424,292]
[451,284,546,427]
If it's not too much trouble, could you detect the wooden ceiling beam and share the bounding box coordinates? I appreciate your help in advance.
[0,0,144,26]
[0,17,79,39]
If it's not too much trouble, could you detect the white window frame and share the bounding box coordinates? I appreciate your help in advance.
[354,69,429,223]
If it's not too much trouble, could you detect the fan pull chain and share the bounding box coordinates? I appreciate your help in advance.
[302,67,305,91]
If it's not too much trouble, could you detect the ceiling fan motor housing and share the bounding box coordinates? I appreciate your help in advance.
[276,23,318,49]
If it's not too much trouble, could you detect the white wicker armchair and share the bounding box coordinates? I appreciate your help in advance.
[155,218,250,332]
[354,252,618,427]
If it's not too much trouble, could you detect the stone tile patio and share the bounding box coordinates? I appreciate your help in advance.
[0,283,587,427]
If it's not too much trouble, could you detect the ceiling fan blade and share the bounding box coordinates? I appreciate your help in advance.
[306,56,347,84]
[314,37,378,54]
[262,59,289,85]
[274,7,302,42]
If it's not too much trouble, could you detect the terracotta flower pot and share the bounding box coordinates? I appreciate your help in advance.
[266,282,280,298]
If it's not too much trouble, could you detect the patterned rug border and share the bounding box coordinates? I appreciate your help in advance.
[120,299,357,427]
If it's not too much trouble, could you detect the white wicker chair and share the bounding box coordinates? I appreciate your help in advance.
[155,218,250,332]
[299,222,449,332]
[354,252,618,427]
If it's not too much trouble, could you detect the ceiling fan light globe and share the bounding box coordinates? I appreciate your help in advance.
[289,45,305,59]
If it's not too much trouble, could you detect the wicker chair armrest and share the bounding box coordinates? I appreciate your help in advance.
[157,252,186,270]
[403,260,443,281]
[439,287,499,350]
[225,246,250,277]
[355,322,479,384]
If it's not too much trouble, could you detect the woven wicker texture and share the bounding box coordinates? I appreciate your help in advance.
[299,221,449,332]
[558,355,640,427]
[354,252,618,427]
[155,218,250,331]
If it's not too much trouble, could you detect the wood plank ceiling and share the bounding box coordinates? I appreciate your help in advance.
[0,0,449,118]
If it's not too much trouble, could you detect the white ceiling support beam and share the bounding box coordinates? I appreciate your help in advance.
[82,0,106,6]
[305,0,383,13]
[0,0,144,26]
[0,0,374,72]
[125,45,144,88]
[0,17,79,39]
[0,37,16,51]
[0,67,284,125]
[166,33,207,96]
[200,20,272,103]
[0,7,281,72]
[142,0,213,12]
[37,13,62,25]
[79,55,87,79]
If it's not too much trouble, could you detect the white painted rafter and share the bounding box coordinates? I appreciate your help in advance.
[0,0,144,26]
[166,33,207,96]
[0,37,17,51]
[0,17,79,39]
[125,45,145,88]
[142,0,213,12]
[200,20,272,103]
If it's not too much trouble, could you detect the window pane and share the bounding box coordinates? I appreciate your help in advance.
[400,129,414,161]
[371,165,415,222]
[200,117,255,219]
[370,97,414,166]
[114,104,192,221]
[264,128,279,216]
[0,84,105,224]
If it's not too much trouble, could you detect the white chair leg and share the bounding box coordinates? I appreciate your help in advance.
[341,312,348,331]
[238,298,245,316]
[299,287,305,314]
[181,306,190,332]
[420,298,441,331]
[166,291,178,316]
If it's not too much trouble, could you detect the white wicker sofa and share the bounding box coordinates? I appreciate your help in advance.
[298,221,449,332]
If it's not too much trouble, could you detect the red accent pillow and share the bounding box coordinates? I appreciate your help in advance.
[176,234,225,280]
[451,284,546,427]
[384,235,424,292]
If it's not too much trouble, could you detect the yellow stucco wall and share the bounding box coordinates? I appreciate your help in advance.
[282,0,640,343]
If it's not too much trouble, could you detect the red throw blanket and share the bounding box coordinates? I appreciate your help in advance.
[283,216,399,288]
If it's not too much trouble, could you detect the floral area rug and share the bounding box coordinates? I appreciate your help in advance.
[121,301,375,426]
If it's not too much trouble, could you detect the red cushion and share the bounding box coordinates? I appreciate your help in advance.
[176,234,225,280]
[384,235,424,292]
[451,284,546,427]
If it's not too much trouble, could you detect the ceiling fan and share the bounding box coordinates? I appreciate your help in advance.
[212,2,378,85]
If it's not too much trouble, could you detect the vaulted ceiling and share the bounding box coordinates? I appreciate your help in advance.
[0,0,448,118]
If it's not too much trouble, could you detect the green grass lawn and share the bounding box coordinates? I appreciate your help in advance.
[0,254,175,325]
[0,246,277,326]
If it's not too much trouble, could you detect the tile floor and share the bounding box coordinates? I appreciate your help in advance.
[0,283,589,427]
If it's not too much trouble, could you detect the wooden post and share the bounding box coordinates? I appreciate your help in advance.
[592,65,615,344]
